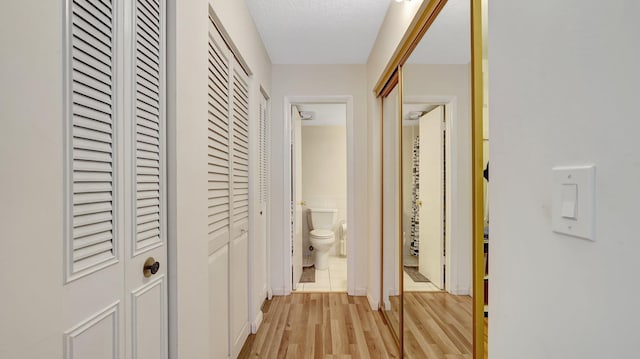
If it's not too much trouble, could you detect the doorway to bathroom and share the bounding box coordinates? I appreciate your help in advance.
[284,96,354,294]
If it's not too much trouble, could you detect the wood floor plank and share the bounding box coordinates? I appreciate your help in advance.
[238,292,478,359]
[239,293,399,358]
[403,292,473,359]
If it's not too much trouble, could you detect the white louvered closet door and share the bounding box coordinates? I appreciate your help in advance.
[124,0,168,358]
[207,22,231,359]
[63,0,167,358]
[229,64,250,358]
[64,1,126,359]
[206,16,252,359]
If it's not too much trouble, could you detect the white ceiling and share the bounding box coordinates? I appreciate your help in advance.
[245,0,391,64]
[295,103,347,126]
[406,0,470,64]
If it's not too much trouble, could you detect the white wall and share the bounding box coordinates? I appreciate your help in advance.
[302,125,348,256]
[270,65,368,295]
[0,1,64,358]
[365,0,426,309]
[489,1,640,358]
[403,64,472,294]
[169,0,271,357]
[167,0,210,357]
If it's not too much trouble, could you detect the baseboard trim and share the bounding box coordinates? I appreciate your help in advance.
[354,287,367,296]
[450,287,471,296]
[251,310,263,334]
[367,294,379,310]
[271,287,285,296]
[231,322,250,358]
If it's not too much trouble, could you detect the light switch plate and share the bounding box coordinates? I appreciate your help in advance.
[552,165,596,241]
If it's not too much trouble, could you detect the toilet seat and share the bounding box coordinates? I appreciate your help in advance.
[310,229,333,239]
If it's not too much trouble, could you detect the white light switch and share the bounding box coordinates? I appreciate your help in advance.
[552,165,595,241]
[561,184,577,219]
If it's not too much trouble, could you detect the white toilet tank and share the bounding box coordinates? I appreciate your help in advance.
[309,208,337,230]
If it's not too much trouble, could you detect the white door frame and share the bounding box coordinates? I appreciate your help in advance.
[404,95,459,293]
[282,95,355,295]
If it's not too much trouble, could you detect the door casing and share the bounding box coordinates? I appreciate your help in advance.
[282,95,356,295]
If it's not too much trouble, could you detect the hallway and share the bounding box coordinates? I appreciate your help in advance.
[2,1,638,358]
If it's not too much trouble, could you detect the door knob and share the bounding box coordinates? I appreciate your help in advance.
[143,257,160,278]
[417,200,423,207]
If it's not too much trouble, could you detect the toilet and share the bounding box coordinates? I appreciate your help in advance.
[308,208,338,270]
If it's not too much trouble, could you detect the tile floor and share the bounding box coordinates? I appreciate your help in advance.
[403,269,442,292]
[296,255,347,292]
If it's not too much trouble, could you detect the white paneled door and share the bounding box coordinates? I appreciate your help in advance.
[418,106,445,289]
[125,0,168,358]
[207,16,251,359]
[1,1,168,358]
[64,0,167,358]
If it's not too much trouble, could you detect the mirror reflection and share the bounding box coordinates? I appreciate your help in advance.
[401,0,475,357]
[382,84,401,342]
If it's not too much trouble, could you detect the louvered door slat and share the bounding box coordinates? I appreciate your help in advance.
[73,241,114,262]
[136,61,159,84]
[231,69,249,228]
[207,30,231,245]
[140,0,160,20]
[208,118,228,139]
[73,69,112,95]
[147,0,160,10]
[137,86,160,106]
[208,82,228,112]
[72,26,112,60]
[74,1,112,29]
[74,201,113,216]
[68,0,116,276]
[137,10,160,41]
[72,13,111,45]
[134,0,163,254]
[73,230,113,250]
[137,73,160,94]
[136,48,160,78]
[72,47,112,78]
[258,100,268,205]
[137,190,159,201]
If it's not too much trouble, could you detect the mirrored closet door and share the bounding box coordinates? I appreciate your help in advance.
[381,80,402,345]
[378,0,487,356]
[401,0,475,357]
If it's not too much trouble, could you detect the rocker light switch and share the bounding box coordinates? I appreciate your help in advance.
[552,165,595,241]
[561,184,577,219]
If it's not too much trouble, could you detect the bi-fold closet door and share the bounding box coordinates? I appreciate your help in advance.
[206,16,251,359]
[63,0,167,359]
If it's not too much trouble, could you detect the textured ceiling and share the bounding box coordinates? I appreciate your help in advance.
[406,0,470,64]
[246,0,391,64]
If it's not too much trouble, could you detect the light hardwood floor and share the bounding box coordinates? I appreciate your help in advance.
[239,292,481,358]
[403,292,473,359]
[238,293,400,358]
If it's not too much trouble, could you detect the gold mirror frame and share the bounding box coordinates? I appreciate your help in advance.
[376,0,485,357]
[379,71,402,349]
